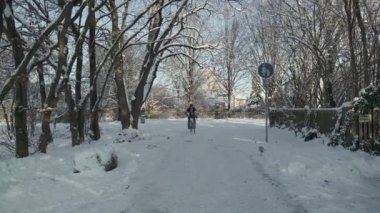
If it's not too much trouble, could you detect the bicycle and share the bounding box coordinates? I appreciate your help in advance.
[188,117,196,134]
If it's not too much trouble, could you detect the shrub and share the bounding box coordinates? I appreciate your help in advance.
[96,151,118,172]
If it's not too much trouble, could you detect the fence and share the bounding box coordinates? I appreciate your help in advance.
[356,109,380,149]
[229,108,265,119]
[270,107,380,149]
[269,108,337,135]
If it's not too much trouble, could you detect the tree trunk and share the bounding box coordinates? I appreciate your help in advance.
[187,60,195,104]
[0,0,4,38]
[1,104,12,140]
[60,27,80,147]
[66,84,80,147]
[72,22,85,143]
[39,3,74,152]
[37,64,47,108]
[131,78,146,129]
[224,10,238,112]
[132,0,165,129]
[14,75,29,158]
[131,98,141,129]
[353,0,370,86]
[131,58,155,129]
[89,0,100,139]
[343,0,359,97]
[76,61,85,143]
[227,74,231,111]
[38,111,52,153]
[324,80,336,107]
[3,0,28,158]
[62,28,79,146]
[377,42,380,85]
[374,29,380,85]
[109,0,131,129]
[324,41,338,108]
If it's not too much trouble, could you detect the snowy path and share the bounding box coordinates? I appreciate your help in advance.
[1,119,380,213]
[122,119,307,213]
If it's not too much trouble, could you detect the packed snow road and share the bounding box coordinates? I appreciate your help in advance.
[122,119,307,213]
[1,119,380,213]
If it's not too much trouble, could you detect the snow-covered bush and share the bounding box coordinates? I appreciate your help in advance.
[355,85,380,111]
[303,128,319,142]
[73,147,118,173]
[329,102,356,149]
[330,85,380,153]
[113,128,144,143]
[0,128,40,156]
[96,151,118,172]
[352,85,380,153]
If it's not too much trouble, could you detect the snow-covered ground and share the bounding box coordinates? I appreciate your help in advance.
[1,119,380,213]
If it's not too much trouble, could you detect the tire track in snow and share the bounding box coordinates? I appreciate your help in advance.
[249,155,309,213]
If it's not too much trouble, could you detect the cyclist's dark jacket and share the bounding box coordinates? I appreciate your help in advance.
[187,107,196,118]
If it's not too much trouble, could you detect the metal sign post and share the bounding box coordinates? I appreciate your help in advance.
[264,78,269,143]
[258,63,274,143]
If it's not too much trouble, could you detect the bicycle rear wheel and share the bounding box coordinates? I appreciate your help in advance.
[190,118,196,134]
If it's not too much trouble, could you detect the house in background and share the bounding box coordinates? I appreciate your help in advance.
[201,69,248,111]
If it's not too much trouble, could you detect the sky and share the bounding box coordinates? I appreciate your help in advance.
[1,118,379,213]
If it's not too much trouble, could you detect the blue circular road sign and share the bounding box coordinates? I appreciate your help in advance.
[258,63,274,78]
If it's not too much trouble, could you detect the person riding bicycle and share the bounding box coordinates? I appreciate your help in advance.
[187,103,197,129]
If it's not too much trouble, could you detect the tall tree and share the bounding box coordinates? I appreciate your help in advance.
[343,0,359,97]
[223,10,239,111]
[108,0,131,129]
[210,5,248,111]
[353,0,370,86]
[130,0,205,128]
[89,0,100,139]
[3,0,28,157]
[130,0,165,128]
[71,17,85,144]
[0,0,4,38]
[39,2,77,152]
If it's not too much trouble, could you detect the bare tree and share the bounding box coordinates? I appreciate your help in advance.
[353,0,370,86]
[210,5,249,111]
[0,0,4,38]
[108,0,131,129]
[129,0,208,128]
[164,3,213,109]
[39,2,80,152]
[343,0,360,98]
[88,0,100,139]
[3,0,29,157]
[362,0,380,85]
